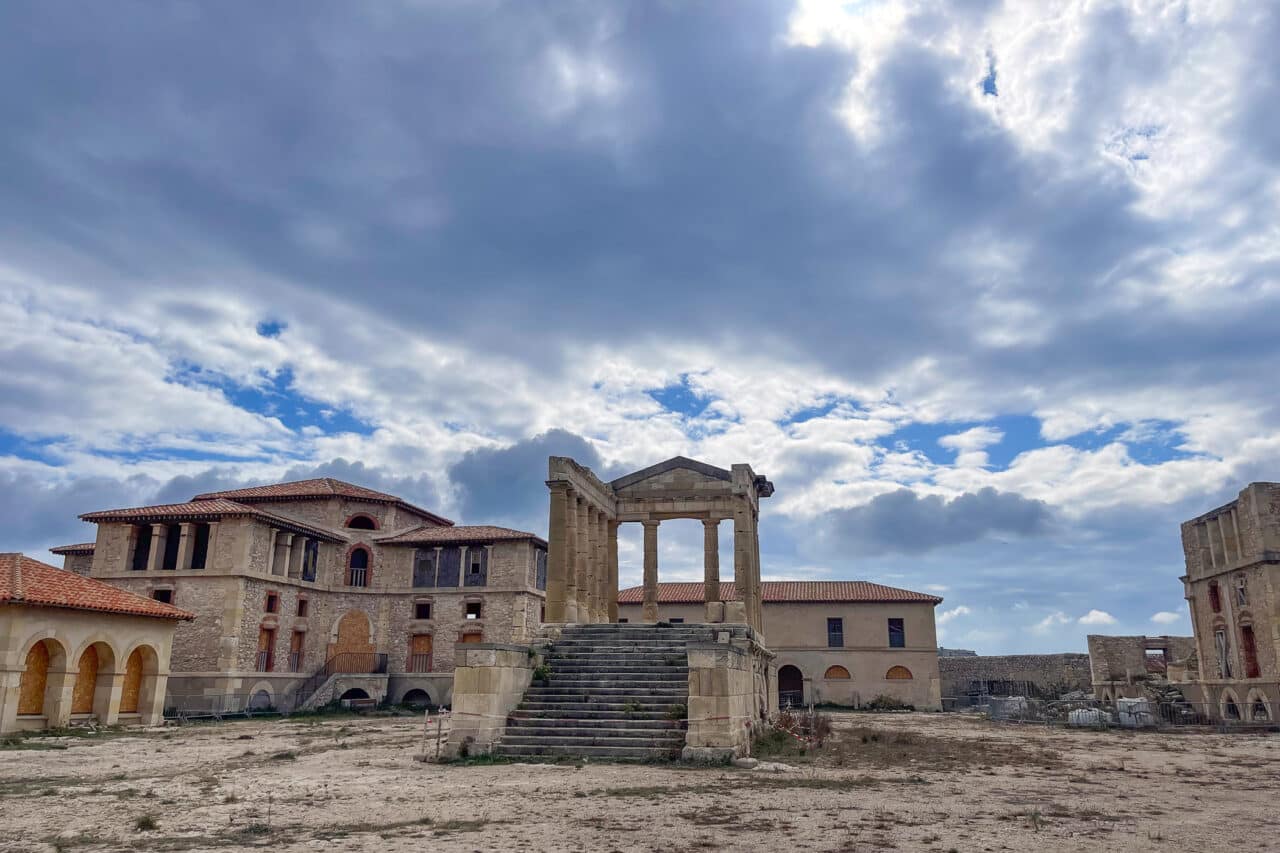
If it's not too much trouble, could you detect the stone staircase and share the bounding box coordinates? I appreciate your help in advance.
[492,624,710,761]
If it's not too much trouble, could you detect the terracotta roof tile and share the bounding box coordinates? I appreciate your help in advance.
[50,543,96,555]
[80,499,345,543]
[617,580,943,605]
[192,477,453,526]
[0,553,193,620]
[377,525,545,547]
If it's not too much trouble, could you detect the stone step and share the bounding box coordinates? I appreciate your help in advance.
[548,652,688,662]
[509,707,676,721]
[491,743,682,761]
[548,667,689,678]
[524,687,687,700]
[505,716,682,731]
[498,733,684,748]
[540,676,688,687]
[516,700,685,714]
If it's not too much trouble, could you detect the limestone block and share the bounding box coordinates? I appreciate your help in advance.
[724,601,747,623]
[704,601,725,623]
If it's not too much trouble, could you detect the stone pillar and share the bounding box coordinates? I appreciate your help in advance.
[596,512,608,623]
[642,520,659,623]
[731,505,751,625]
[564,493,580,623]
[576,498,591,622]
[175,523,196,570]
[43,665,76,728]
[264,529,279,575]
[703,518,723,624]
[583,506,598,622]
[750,511,764,635]
[272,532,294,577]
[204,522,220,571]
[607,520,620,623]
[546,484,571,623]
[289,536,308,578]
[146,524,167,571]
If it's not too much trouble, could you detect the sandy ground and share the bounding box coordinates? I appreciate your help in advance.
[1,711,1276,852]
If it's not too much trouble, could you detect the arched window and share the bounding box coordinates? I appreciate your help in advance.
[886,665,913,680]
[346,514,378,530]
[824,665,851,680]
[347,547,370,587]
[120,648,145,714]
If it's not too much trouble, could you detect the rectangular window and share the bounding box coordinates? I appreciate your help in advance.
[535,548,548,591]
[888,618,905,648]
[190,523,210,570]
[1236,575,1248,606]
[464,547,488,587]
[414,602,432,620]
[409,634,433,672]
[296,598,308,617]
[459,632,483,644]
[1241,625,1260,679]
[1208,582,1222,613]
[301,539,319,582]
[152,589,173,604]
[288,631,305,673]
[265,592,279,613]
[827,617,844,648]
[465,602,482,620]
[131,525,153,571]
[618,617,629,623]
[669,617,685,624]
[413,550,437,588]
[1215,629,1232,678]
[161,524,181,570]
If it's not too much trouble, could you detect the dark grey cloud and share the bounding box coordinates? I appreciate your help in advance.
[0,470,159,555]
[816,487,1052,556]
[448,429,612,531]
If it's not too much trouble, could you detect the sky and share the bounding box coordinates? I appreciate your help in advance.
[2,0,1277,654]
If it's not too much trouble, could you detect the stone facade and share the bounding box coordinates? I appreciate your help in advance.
[618,590,943,711]
[1180,482,1280,721]
[66,479,547,713]
[938,653,1093,701]
[1086,635,1197,703]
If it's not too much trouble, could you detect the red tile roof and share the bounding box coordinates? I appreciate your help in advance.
[192,478,453,526]
[80,499,345,543]
[617,581,943,605]
[50,543,96,555]
[377,525,545,547]
[0,553,193,620]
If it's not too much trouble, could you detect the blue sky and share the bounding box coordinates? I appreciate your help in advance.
[2,0,1278,653]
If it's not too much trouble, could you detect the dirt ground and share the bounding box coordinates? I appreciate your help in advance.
[1,710,1276,852]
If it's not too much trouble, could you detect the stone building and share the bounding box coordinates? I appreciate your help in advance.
[1180,481,1280,721]
[1086,634,1197,704]
[1,553,191,733]
[58,478,547,712]
[617,580,943,710]
[938,653,1093,705]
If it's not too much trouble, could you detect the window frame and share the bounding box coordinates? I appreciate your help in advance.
[827,617,844,648]
[887,618,906,648]
[414,601,432,620]
[464,601,483,621]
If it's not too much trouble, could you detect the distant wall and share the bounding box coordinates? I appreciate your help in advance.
[939,653,1092,699]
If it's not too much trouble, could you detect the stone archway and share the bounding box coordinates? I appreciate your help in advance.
[778,664,804,708]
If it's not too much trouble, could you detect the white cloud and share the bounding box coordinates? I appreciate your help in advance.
[1033,611,1072,634]
[1078,609,1118,626]
[937,605,971,625]
[1151,611,1184,625]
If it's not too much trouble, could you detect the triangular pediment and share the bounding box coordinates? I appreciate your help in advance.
[609,456,731,493]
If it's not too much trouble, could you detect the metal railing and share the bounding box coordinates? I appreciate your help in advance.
[255,651,274,672]
[293,652,388,709]
[287,652,303,673]
[406,653,432,674]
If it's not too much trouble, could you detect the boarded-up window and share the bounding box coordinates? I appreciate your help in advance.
[71,646,100,715]
[824,665,851,679]
[1241,625,1260,679]
[460,632,483,644]
[535,548,548,591]
[436,547,461,587]
[413,549,437,588]
[464,547,488,587]
[408,634,433,672]
[18,641,51,715]
[120,649,144,714]
[885,665,913,680]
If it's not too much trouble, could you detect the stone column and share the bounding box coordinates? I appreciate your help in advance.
[751,511,764,635]
[175,523,196,570]
[146,524,167,571]
[273,532,294,577]
[288,536,308,578]
[583,506,598,622]
[596,512,609,623]
[204,522,220,571]
[574,498,590,622]
[563,492,580,623]
[703,519,720,603]
[546,485,570,622]
[732,504,751,625]
[607,520,620,623]
[642,520,660,623]
[264,529,279,575]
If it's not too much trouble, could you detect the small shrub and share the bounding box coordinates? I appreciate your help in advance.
[135,814,157,832]
[865,694,914,712]
[531,664,551,681]
[667,703,687,721]
[270,750,297,761]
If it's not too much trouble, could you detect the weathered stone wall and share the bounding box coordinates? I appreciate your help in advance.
[938,653,1092,698]
[443,643,541,758]
[684,634,771,761]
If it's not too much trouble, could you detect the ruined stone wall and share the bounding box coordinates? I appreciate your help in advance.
[938,653,1092,698]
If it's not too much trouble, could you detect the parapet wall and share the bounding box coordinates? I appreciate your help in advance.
[939,653,1092,699]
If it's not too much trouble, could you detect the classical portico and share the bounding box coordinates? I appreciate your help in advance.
[544,456,774,636]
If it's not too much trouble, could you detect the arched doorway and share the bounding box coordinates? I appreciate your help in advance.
[71,643,115,717]
[18,638,67,719]
[401,688,431,708]
[120,648,145,714]
[778,665,804,708]
[330,611,374,663]
[340,688,370,702]
[248,689,274,711]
